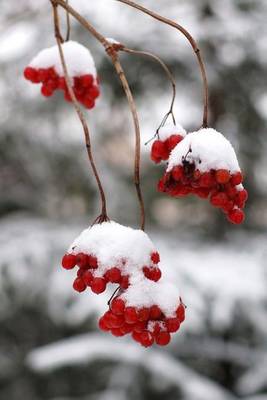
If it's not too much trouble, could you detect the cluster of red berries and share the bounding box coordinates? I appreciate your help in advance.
[99,297,185,347]
[24,66,100,109]
[61,251,162,294]
[151,133,184,164]
[158,164,248,224]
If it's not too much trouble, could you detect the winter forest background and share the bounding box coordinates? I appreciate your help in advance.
[0,0,267,399]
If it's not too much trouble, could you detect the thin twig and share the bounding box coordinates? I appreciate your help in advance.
[51,1,109,223]
[116,0,209,128]
[53,0,146,230]
[65,0,71,41]
[123,47,176,127]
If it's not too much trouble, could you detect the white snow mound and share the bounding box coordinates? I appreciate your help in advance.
[167,128,241,173]
[68,221,157,277]
[29,41,97,78]
[158,123,186,141]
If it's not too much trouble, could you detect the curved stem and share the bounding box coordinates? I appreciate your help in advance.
[51,1,109,223]
[116,0,209,128]
[108,50,145,230]
[65,0,71,41]
[123,47,176,126]
[53,0,146,230]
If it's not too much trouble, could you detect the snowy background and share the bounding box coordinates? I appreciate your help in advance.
[0,1,267,399]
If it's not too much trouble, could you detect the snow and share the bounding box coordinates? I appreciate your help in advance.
[121,279,180,317]
[29,40,97,78]
[68,221,157,277]
[167,128,241,173]
[26,333,237,400]
[158,122,186,141]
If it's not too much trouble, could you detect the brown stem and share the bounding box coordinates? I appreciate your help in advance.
[107,49,145,231]
[53,0,146,230]
[123,47,176,126]
[116,0,209,128]
[65,0,71,41]
[51,1,108,223]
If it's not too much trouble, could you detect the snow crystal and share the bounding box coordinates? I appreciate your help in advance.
[121,279,180,317]
[68,221,156,277]
[158,123,186,141]
[167,128,241,173]
[29,40,97,78]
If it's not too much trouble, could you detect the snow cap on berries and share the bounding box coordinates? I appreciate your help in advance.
[168,128,241,174]
[29,41,97,79]
[68,221,157,276]
[120,279,181,318]
[158,123,186,142]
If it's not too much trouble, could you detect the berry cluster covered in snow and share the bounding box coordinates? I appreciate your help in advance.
[151,123,186,163]
[61,221,185,347]
[24,41,100,109]
[153,127,248,224]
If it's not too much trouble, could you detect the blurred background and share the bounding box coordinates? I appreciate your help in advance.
[0,0,267,399]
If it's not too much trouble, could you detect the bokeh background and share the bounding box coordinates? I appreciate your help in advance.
[0,1,267,399]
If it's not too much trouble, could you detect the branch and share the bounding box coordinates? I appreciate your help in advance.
[51,1,109,223]
[122,47,176,127]
[116,0,209,128]
[53,0,146,230]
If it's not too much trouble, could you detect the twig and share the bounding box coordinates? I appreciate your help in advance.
[53,0,146,230]
[65,0,71,41]
[51,1,109,223]
[123,47,176,128]
[116,0,209,128]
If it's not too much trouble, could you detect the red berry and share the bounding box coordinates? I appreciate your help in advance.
[81,74,94,87]
[103,311,124,329]
[91,277,106,294]
[215,169,230,184]
[167,134,183,152]
[83,270,93,286]
[58,77,67,90]
[120,323,133,335]
[151,251,160,264]
[166,318,180,333]
[137,307,150,322]
[227,209,245,224]
[151,140,165,163]
[139,331,154,347]
[149,268,162,282]
[105,267,121,283]
[88,255,98,269]
[83,97,95,109]
[41,85,53,97]
[172,165,183,181]
[193,169,201,180]
[24,67,39,82]
[89,85,100,99]
[132,331,142,343]
[199,172,216,188]
[133,321,147,333]
[237,189,248,203]
[76,253,89,269]
[231,171,243,185]
[176,304,185,322]
[210,192,228,207]
[120,275,129,290]
[111,298,125,315]
[73,277,86,293]
[111,328,124,337]
[155,331,171,346]
[150,305,162,320]
[194,187,210,199]
[99,317,110,331]
[124,307,138,324]
[77,268,84,278]
[61,254,76,269]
